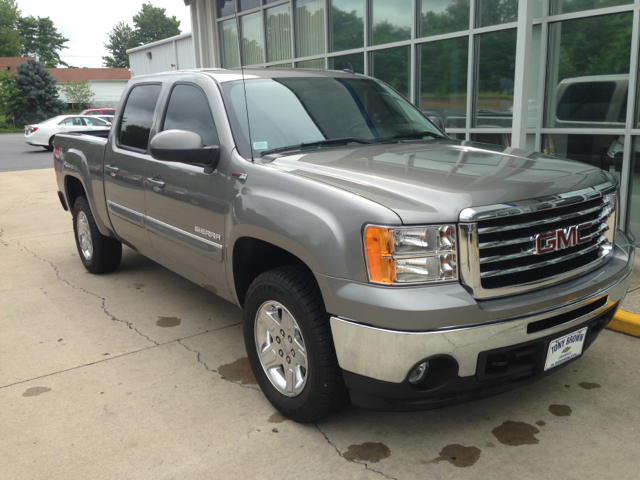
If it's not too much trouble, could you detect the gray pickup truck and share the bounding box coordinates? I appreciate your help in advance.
[54,68,634,422]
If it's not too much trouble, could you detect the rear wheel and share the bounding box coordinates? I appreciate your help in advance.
[243,266,348,422]
[43,136,55,151]
[72,196,122,273]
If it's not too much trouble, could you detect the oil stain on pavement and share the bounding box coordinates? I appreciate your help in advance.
[343,442,391,463]
[579,382,601,390]
[431,444,481,467]
[218,357,257,385]
[22,387,51,397]
[492,421,540,446]
[549,404,572,416]
[156,317,181,327]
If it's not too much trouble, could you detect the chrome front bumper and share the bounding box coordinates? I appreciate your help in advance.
[331,241,633,384]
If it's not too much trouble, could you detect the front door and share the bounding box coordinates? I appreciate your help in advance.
[104,83,162,256]
[144,81,230,293]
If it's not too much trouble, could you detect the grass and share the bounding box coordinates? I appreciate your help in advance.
[0,114,22,133]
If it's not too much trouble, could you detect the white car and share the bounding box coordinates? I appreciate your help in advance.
[24,115,111,151]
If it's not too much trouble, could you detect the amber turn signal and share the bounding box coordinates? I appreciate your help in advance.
[364,226,394,283]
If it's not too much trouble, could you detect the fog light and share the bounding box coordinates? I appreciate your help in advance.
[408,361,429,384]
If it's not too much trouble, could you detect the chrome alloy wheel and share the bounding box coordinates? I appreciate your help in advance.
[76,211,93,260]
[254,301,308,397]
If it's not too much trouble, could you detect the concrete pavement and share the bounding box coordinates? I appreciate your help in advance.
[1,168,639,479]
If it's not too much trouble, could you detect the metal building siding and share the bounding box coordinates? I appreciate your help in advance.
[176,36,196,69]
[128,34,195,76]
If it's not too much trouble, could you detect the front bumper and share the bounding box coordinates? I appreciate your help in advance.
[328,231,634,411]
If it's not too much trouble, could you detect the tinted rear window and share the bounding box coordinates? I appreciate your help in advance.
[557,82,616,122]
[119,84,162,151]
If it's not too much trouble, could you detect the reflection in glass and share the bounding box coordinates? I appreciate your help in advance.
[551,0,632,15]
[371,0,411,46]
[419,0,470,37]
[477,0,518,27]
[267,63,293,68]
[220,19,240,68]
[297,58,325,69]
[238,0,260,11]
[527,25,542,128]
[541,134,624,179]
[241,12,264,65]
[476,29,516,128]
[217,0,236,18]
[627,138,640,245]
[545,13,632,128]
[330,0,364,52]
[419,36,468,128]
[329,53,364,73]
[471,133,512,147]
[296,0,325,57]
[371,46,411,99]
[267,4,292,62]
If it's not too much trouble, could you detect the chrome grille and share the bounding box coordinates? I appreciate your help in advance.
[458,182,617,299]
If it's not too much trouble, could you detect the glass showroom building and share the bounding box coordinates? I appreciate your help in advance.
[184,0,640,244]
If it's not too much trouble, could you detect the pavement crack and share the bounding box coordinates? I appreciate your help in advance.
[0,345,158,390]
[17,242,159,346]
[314,423,399,480]
[177,338,260,392]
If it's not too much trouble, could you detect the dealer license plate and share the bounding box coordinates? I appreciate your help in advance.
[544,327,589,371]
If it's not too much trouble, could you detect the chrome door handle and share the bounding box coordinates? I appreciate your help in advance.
[146,177,165,188]
[105,164,119,176]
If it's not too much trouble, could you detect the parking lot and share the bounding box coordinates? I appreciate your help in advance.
[2,134,640,479]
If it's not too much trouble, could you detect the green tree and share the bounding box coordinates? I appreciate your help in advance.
[127,3,181,49]
[103,21,133,68]
[0,67,26,126]
[60,80,94,110]
[0,0,23,57]
[18,16,69,67]
[330,5,364,52]
[13,59,66,125]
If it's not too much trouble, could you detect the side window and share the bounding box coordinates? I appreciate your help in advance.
[83,117,106,126]
[162,84,219,146]
[119,84,162,151]
[59,118,73,125]
[104,109,116,115]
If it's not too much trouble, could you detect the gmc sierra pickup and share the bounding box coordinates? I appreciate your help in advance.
[53,68,634,422]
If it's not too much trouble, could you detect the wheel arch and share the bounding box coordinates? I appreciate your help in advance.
[231,235,320,308]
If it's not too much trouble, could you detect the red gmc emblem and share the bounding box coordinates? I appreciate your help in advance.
[534,222,592,254]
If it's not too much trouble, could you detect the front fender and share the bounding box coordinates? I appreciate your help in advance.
[225,157,402,303]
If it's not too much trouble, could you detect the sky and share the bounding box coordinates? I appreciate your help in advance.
[17,0,192,68]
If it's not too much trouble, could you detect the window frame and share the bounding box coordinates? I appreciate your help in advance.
[116,82,163,154]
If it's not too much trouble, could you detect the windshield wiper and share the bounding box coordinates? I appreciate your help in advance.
[384,131,445,141]
[260,137,374,157]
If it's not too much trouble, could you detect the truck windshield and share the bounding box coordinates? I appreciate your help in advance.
[221,76,444,158]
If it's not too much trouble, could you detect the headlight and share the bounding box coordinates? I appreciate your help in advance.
[364,225,458,284]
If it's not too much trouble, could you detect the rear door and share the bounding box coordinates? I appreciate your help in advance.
[103,83,162,256]
[144,77,230,291]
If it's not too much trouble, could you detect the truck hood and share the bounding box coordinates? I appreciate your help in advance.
[264,140,614,224]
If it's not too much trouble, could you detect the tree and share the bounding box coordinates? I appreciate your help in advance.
[0,0,23,57]
[60,80,94,110]
[13,59,66,125]
[103,21,133,68]
[18,16,69,67]
[127,3,181,49]
[0,67,26,126]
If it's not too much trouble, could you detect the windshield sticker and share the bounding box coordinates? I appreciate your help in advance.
[253,141,268,150]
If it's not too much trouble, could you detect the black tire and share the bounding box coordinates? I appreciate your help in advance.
[72,196,122,273]
[44,136,55,151]
[243,266,348,423]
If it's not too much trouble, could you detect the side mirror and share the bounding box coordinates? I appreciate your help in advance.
[428,116,445,132]
[149,129,220,172]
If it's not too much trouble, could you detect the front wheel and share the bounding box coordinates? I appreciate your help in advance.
[243,266,348,422]
[72,196,122,273]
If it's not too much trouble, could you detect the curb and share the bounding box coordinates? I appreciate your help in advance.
[607,309,640,337]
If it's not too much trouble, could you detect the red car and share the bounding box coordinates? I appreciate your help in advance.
[79,108,116,116]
